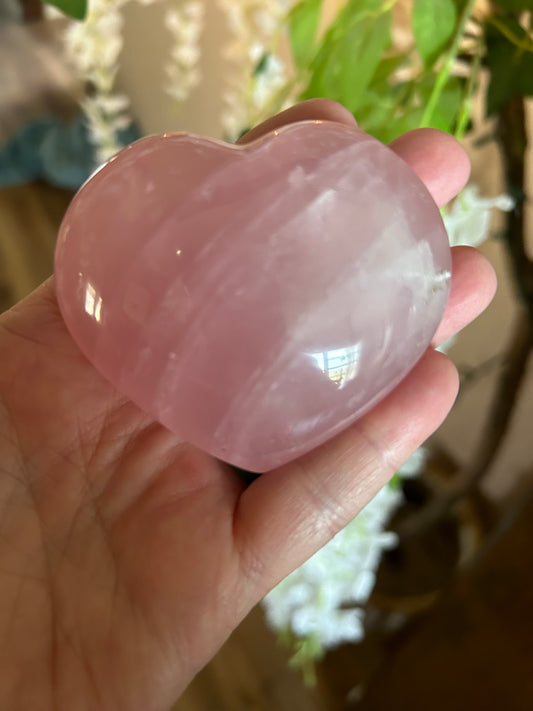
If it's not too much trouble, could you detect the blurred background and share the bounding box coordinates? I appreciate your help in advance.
[1,0,533,708]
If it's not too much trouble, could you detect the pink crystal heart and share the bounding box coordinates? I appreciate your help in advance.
[55,120,451,472]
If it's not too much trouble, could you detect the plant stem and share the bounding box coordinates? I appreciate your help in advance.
[454,37,483,140]
[398,309,533,541]
[458,353,503,390]
[398,93,533,541]
[486,15,533,53]
[420,0,477,128]
[496,96,533,321]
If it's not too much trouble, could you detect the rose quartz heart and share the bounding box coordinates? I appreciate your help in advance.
[54,120,451,472]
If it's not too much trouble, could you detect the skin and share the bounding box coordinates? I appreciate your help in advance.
[0,100,496,711]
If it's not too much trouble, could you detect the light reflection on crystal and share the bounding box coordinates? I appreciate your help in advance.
[84,283,103,323]
[309,343,362,389]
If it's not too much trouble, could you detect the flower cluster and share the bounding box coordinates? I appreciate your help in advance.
[261,454,425,654]
[436,184,513,354]
[164,0,205,105]
[63,0,206,163]
[216,0,294,140]
[63,0,133,165]
[442,184,514,248]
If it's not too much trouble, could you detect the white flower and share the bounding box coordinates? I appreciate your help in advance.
[437,184,513,354]
[398,447,427,477]
[292,607,365,647]
[262,482,403,653]
[436,334,458,354]
[170,44,202,68]
[252,53,286,109]
[43,4,66,19]
[63,0,132,165]
[217,0,296,140]
[249,41,265,63]
[443,184,514,248]
[92,93,131,115]
[164,0,205,107]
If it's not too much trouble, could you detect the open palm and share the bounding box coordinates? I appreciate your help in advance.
[0,100,496,711]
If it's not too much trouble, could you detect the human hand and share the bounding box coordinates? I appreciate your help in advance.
[0,99,496,711]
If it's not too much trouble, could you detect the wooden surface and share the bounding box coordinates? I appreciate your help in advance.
[0,182,72,311]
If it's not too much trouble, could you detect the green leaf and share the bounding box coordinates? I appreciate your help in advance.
[354,55,411,134]
[388,473,403,491]
[418,74,465,131]
[362,72,465,141]
[486,17,533,114]
[493,0,533,11]
[356,99,391,136]
[370,53,409,87]
[379,106,425,143]
[253,52,270,77]
[42,0,87,20]
[412,0,457,66]
[431,80,464,131]
[288,0,323,70]
[301,0,392,114]
[355,90,396,135]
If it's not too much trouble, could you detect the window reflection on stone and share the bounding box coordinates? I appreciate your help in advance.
[309,343,362,389]
[84,283,103,323]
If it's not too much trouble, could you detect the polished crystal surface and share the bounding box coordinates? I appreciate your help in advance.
[54,121,451,471]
